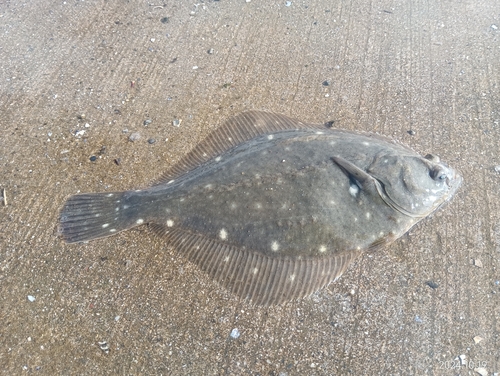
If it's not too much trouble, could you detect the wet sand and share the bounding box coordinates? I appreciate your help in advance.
[1,1,499,374]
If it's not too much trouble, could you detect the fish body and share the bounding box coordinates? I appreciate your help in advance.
[59,111,462,305]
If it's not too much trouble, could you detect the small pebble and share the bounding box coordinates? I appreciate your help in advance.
[494,165,500,173]
[208,48,214,54]
[160,17,169,24]
[414,315,423,323]
[474,367,488,376]
[114,158,121,166]
[458,354,467,365]
[491,24,498,30]
[474,259,483,268]
[230,328,240,339]
[122,129,129,133]
[473,335,483,344]
[150,38,156,43]
[129,132,141,142]
[99,146,106,155]
[172,119,181,127]
[324,120,335,128]
[148,138,156,144]
[74,130,86,137]
[192,66,198,70]
[115,315,120,322]
[408,130,416,135]
[98,341,110,354]
[285,1,292,6]
[143,119,152,126]
[322,80,330,86]
[90,156,97,162]
[27,295,36,302]
[426,280,439,289]
[77,114,86,120]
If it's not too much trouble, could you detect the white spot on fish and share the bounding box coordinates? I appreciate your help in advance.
[252,268,258,275]
[180,198,185,202]
[109,229,116,233]
[106,193,114,197]
[329,200,336,205]
[354,217,358,222]
[289,274,296,282]
[230,202,237,209]
[271,241,279,251]
[123,205,129,209]
[319,245,327,253]
[363,142,370,146]
[205,184,213,189]
[219,228,228,240]
[349,185,359,197]
[115,207,119,212]
[167,219,174,227]
[366,212,371,219]
[315,131,324,135]
[215,156,221,162]
[267,134,274,140]
[102,223,109,228]
[136,219,144,225]
[255,203,262,209]
[167,180,175,184]
[95,214,101,217]
[223,256,230,262]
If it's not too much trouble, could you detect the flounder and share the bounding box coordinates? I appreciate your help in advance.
[59,111,462,305]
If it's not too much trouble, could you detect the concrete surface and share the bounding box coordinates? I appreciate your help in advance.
[1,0,499,375]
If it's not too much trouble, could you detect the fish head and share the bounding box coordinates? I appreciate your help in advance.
[367,152,462,218]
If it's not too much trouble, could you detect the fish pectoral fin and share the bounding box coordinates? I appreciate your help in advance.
[331,156,377,193]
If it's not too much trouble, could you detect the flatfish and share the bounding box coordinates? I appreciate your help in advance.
[59,111,462,305]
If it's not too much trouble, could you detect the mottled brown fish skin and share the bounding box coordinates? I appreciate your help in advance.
[59,111,462,305]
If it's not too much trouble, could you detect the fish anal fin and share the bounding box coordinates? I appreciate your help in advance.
[150,224,360,305]
[367,232,398,252]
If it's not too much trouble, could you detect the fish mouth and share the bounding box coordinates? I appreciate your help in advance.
[444,168,463,199]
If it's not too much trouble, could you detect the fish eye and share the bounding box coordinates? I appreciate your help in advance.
[430,166,447,181]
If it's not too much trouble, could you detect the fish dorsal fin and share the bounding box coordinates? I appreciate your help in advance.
[149,224,360,306]
[155,111,325,184]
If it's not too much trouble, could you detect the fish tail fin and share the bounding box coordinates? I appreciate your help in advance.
[59,192,139,243]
